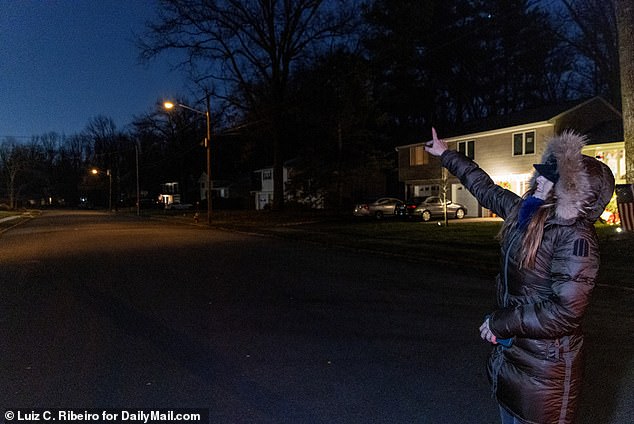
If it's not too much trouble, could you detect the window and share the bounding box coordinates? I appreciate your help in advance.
[458,140,475,159]
[262,169,272,180]
[410,146,428,166]
[513,131,536,156]
[161,182,179,193]
[525,132,535,154]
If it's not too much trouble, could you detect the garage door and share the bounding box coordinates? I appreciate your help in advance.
[452,184,479,217]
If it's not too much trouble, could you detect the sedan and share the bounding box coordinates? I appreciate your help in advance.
[401,196,467,221]
[353,197,404,219]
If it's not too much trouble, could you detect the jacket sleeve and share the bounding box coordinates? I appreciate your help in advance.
[490,225,599,339]
[441,150,519,219]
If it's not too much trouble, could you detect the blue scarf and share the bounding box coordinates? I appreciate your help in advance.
[518,196,544,230]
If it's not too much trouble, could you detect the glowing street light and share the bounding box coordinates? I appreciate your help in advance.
[163,96,212,225]
[91,168,112,212]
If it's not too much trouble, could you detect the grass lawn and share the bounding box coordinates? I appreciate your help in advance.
[595,224,634,288]
[186,210,631,288]
[0,210,21,230]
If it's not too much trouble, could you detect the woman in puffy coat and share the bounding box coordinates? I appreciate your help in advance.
[425,129,615,424]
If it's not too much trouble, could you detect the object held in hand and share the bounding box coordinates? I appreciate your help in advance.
[496,337,513,347]
[485,315,514,347]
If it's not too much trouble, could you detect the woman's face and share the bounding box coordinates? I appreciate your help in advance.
[534,175,554,200]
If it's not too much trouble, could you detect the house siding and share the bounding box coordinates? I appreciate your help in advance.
[395,97,624,216]
[398,127,556,199]
[398,148,443,182]
[452,128,554,181]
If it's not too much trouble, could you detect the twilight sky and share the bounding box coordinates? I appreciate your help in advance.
[0,0,189,140]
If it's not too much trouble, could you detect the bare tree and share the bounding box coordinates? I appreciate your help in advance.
[83,116,118,166]
[555,0,621,106]
[63,133,92,170]
[556,0,633,181]
[83,116,129,209]
[32,132,62,201]
[616,0,634,182]
[139,0,359,210]
[0,139,29,209]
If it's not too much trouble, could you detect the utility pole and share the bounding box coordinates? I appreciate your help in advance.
[205,93,212,224]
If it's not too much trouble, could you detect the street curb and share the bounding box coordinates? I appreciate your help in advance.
[0,211,39,234]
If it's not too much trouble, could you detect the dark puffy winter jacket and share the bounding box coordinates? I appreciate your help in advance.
[441,131,615,424]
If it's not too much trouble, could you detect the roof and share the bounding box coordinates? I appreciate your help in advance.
[396,96,623,150]
[442,99,588,138]
[584,119,624,144]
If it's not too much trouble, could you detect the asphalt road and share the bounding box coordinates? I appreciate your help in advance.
[1,211,632,423]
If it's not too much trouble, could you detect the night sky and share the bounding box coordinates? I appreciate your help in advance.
[0,0,188,139]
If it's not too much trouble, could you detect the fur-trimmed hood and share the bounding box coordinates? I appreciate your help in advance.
[531,130,615,222]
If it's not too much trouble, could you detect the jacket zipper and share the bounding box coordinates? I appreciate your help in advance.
[491,231,522,397]
[503,231,521,308]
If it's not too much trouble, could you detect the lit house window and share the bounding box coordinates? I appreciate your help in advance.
[513,131,535,156]
[262,169,272,180]
[458,140,475,159]
[410,146,428,165]
[594,149,626,182]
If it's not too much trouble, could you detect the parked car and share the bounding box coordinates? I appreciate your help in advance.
[401,196,467,221]
[353,197,404,219]
[395,196,427,218]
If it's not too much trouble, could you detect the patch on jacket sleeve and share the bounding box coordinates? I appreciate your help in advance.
[573,238,590,257]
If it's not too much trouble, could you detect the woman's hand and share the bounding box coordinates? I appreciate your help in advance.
[424,127,448,157]
[479,318,498,345]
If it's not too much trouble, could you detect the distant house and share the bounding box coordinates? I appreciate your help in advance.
[158,182,181,206]
[197,173,250,209]
[198,173,232,201]
[251,166,290,210]
[395,97,625,217]
[251,164,324,210]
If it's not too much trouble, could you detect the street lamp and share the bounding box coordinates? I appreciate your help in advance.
[164,95,212,225]
[91,168,112,212]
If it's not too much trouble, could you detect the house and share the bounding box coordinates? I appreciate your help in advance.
[251,164,324,210]
[197,173,250,209]
[252,166,290,210]
[158,181,181,206]
[198,173,232,201]
[395,97,625,217]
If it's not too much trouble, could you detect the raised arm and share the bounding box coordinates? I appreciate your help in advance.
[425,128,520,219]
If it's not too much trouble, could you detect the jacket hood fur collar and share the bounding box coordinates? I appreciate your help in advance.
[531,130,615,222]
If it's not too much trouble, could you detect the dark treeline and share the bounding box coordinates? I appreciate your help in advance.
[0,0,622,211]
